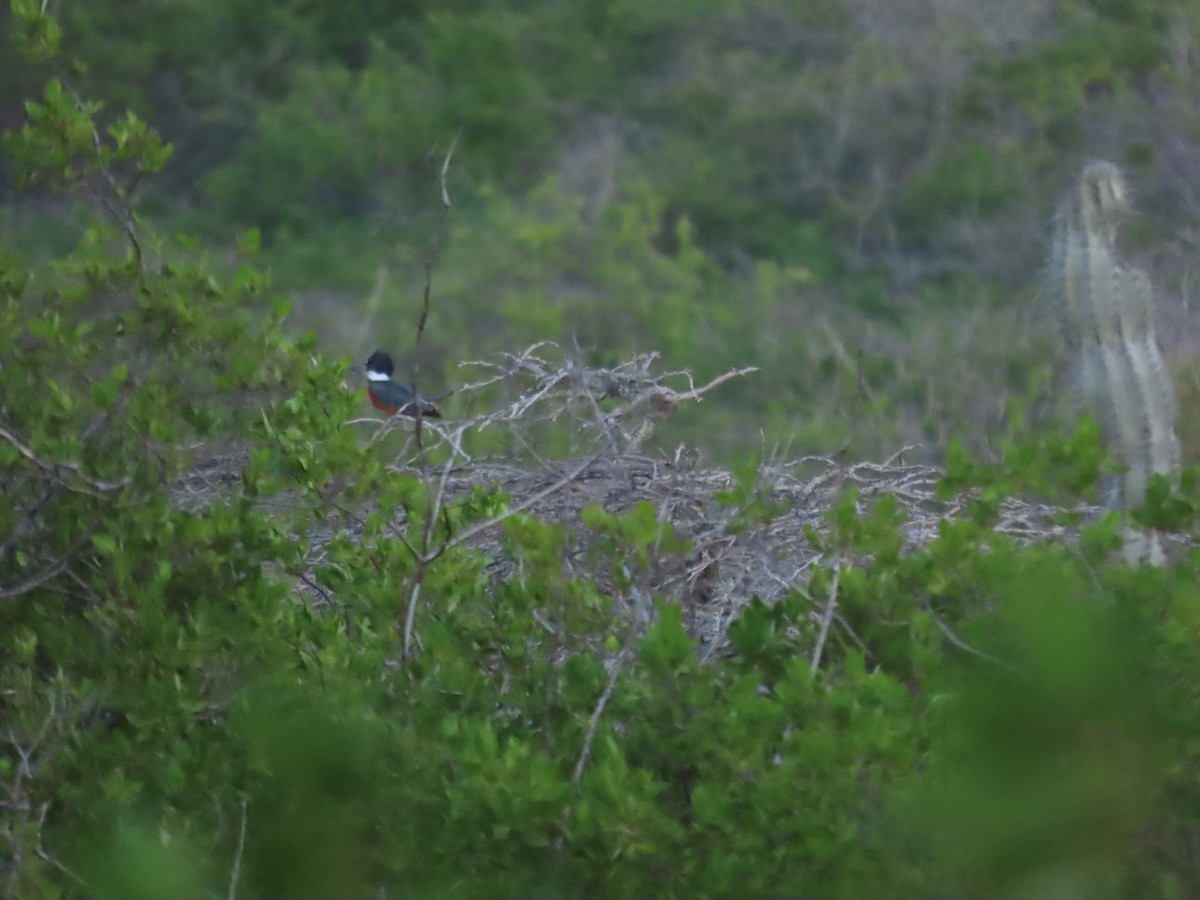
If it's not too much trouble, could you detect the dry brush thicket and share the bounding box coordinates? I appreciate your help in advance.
[175,343,1144,658]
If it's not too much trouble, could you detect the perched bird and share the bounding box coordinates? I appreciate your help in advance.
[364,350,441,418]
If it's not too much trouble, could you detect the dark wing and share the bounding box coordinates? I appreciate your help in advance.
[368,380,441,418]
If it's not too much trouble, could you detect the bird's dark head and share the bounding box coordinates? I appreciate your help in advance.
[365,350,395,380]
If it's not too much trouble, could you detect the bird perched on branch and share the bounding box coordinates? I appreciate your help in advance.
[363,350,441,418]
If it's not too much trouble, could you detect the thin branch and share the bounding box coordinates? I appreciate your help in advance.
[556,651,627,852]
[443,452,603,553]
[403,392,467,662]
[33,805,88,888]
[783,573,869,657]
[1,376,136,566]
[296,572,335,609]
[928,608,1021,674]
[402,454,456,660]
[438,132,458,208]
[33,844,89,888]
[882,445,918,466]
[668,366,760,402]
[66,84,143,267]
[411,133,458,447]
[0,423,131,493]
[227,796,248,900]
[401,579,424,661]
[571,653,625,784]
[398,137,460,659]
[809,559,840,674]
[353,265,389,352]
[0,556,71,602]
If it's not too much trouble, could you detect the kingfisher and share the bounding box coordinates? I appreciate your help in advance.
[364,350,441,418]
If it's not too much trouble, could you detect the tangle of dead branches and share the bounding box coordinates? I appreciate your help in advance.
[174,343,1163,664]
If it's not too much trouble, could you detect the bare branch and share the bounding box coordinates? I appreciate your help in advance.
[444,452,603,553]
[221,342,1114,665]
[411,133,459,448]
[572,652,626,784]
[0,423,132,494]
[809,558,841,674]
[402,444,464,660]
[1,376,136,567]
[227,796,248,900]
[554,650,628,853]
[927,606,1021,674]
[439,132,459,209]
[65,84,143,267]
[0,556,71,602]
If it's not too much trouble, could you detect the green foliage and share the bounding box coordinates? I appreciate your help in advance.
[939,414,1107,521]
[714,454,788,533]
[10,0,1195,462]
[206,51,429,232]
[894,556,1200,898]
[6,6,1200,899]
[895,142,1022,235]
[7,78,171,192]
[9,0,62,63]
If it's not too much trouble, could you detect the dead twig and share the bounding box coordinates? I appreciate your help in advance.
[227,796,248,900]
[809,559,840,674]
[399,134,459,659]
[556,650,628,852]
[572,653,626,784]
[927,607,1021,674]
[443,452,604,553]
[411,133,458,449]
[0,423,131,494]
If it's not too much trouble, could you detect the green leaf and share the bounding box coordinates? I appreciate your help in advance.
[238,228,262,255]
[92,533,118,555]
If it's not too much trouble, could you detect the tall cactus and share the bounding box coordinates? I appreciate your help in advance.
[1049,161,1180,564]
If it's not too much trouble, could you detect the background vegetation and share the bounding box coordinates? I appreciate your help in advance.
[5,0,1200,462]
[5,2,1200,898]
